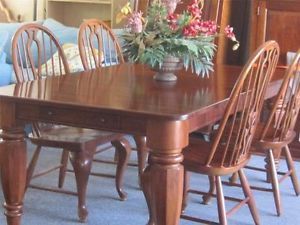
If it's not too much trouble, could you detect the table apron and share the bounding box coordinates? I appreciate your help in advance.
[15,103,148,135]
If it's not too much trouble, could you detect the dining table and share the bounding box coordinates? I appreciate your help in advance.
[0,63,285,225]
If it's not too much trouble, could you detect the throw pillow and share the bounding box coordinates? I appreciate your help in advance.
[40,43,103,76]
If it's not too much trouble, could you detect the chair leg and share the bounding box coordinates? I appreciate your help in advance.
[265,147,282,183]
[112,137,132,201]
[238,169,260,225]
[268,149,281,216]
[134,135,148,188]
[215,176,227,225]
[58,149,69,188]
[182,169,190,212]
[26,145,42,189]
[113,148,119,162]
[69,149,94,222]
[284,145,300,196]
[141,163,155,225]
[228,172,238,184]
[202,175,216,205]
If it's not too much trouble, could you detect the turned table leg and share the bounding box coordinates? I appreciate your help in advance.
[142,120,188,225]
[0,127,27,225]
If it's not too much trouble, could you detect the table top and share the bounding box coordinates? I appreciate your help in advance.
[0,63,285,122]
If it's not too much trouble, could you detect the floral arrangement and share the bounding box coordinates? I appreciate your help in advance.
[117,0,239,76]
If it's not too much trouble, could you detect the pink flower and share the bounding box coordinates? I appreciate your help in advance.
[183,20,200,37]
[162,0,181,14]
[127,11,143,33]
[167,13,179,31]
[224,25,236,40]
[199,20,217,36]
[187,0,202,18]
[182,19,217,37]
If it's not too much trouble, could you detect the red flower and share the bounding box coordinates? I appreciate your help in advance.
[199,20,217,36]
[187,0,202,18]
[183,19,200,37]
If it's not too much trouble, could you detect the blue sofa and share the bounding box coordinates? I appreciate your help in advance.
[0,18,123,86]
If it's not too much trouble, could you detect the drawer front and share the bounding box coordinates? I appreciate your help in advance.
[16,104,120,130]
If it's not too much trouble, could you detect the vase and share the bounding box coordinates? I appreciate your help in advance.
[153,55,183,82]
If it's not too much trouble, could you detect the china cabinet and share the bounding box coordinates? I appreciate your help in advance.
[249,0,300,159]
[249,0,300,66]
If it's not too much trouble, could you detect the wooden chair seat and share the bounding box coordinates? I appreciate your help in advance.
[222,121,296,150]
[183,137,250,176]
[29,126,124,150]
[252,122,296,149]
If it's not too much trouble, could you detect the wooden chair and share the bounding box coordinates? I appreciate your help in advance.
[78,19,124,70]
[231,49,300,216]
[180,40,280,225]
[78,19,148,185]
[11,23,131,222]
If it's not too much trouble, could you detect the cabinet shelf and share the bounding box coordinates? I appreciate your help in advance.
[47,0,111,4]
[46,0,126,28]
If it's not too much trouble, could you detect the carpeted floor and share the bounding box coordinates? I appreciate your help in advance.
[0,137,300,225]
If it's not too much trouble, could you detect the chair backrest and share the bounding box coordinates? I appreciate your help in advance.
[260,49,300,142]
[206,40,280,168]
[78,19,124,70]
[12,23,70,137]
[12,23,70,83]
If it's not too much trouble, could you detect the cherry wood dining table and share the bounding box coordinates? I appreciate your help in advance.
[0,63,285,225]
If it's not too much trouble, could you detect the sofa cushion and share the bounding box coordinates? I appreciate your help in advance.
[42,18,78,46]
[0,30,8,61]
[0,21,43,64]
[0,52,13,86]
[0,22,23,63]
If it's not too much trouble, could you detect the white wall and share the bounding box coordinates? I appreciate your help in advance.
[5,0,45,22]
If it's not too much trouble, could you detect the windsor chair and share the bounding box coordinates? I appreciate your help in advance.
[181,40,280,225]
[12,23,131,222]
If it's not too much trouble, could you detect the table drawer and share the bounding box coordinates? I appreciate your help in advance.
[16,104,120,130]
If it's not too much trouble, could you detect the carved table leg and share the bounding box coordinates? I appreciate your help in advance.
[143,120,188,225]
[134,135,148,187]
[69,145,95,222]
[0,127,27,225]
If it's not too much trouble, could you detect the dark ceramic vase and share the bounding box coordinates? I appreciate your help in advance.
[153,55,183,82]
